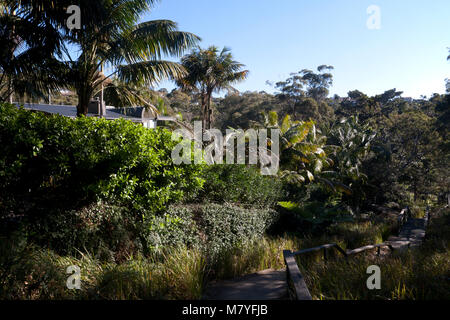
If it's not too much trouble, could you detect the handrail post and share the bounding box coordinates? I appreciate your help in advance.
[283,250,312,300]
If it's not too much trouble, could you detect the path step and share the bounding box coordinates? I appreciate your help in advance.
[388,217,427,250]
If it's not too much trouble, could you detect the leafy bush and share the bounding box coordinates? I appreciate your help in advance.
[277,201,354,232]
[197,164,284,207]
[0,103,203,214]
[25,202,141,260]
[142,207,200,252]
[0,103,205,257]
[164,204,280,259]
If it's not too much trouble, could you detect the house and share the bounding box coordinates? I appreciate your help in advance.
[14,100,176,128]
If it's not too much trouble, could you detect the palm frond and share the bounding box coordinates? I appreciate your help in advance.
[116,60,186,86]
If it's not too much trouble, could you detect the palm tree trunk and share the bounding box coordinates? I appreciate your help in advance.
[77,86,91,116]
[8,82,13,103]
[206,89,213,130]
[7,76,13,103]
[206,97,211,130]
[201,92,208,130]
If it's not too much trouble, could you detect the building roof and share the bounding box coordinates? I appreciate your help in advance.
[15,103,175,122]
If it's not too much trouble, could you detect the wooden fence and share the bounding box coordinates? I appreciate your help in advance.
[283,207,416,300]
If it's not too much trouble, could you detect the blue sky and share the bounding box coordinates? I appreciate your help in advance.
[142,0,450,98]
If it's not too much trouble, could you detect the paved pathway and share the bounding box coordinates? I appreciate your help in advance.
[388,217,427,249]
[204,214,429,300]
[203,269,288,300]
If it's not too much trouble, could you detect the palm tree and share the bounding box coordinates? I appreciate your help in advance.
[177,46,249,130]
[261,110,332,184]
[71,0,201,116]
[0,1,63,102]
[329,116,376,182]
[327,116,377,210]
[10,0,200,116]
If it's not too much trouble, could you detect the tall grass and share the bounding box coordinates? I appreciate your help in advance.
[299,207,450,300]
[2,209,447,300]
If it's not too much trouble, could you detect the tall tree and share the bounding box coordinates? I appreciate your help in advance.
[10,0,200,116]
[274,72,306,118]
[177,46,248,130]
[274,65,334,120]
[380,111,442,202]
[0,1,63,102]
[300,65,334,101]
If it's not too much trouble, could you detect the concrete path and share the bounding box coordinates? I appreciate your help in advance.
[203,215,429,300]
[388,218,427,249]
[203,269,288,300]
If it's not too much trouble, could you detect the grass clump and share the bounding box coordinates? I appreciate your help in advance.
[300,207,450,300]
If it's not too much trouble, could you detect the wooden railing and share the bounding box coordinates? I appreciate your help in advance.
[397,206,411,230]
[283,207,409,300]
[283,242,395,300]
[425,206,431,227]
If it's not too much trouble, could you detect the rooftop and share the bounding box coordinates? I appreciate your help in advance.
[15,103,175,123]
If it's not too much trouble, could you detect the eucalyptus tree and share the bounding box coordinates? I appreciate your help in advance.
[177,46,249,130]
[274,65,334,120]
[274,71,306,118]
[300,65,334,101]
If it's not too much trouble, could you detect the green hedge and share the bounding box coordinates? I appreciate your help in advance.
[0,103,203,213]
[197,165,284,207]
[161,204,280,259]
[0,103,281,260]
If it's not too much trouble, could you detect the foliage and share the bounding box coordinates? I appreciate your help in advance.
[7,0,200,115]
[0,103,203,227]
[0,239,206,300]
[278,201,353,231]
[301,208,450,300]
[0,210,406,300]
[177,46,248,129]
[368,110,444,204]
[261,110,333,189]
[142,207,200,252]
[272,65,335,121]
[196,164,284,207]
[167,204,280,260]
[324,116,377,210]
[0,0,63,101]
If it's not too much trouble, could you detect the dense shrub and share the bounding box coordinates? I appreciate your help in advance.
[142,206,200,252]
[277,201,354,233]
[0,103,205,257]
[25,202,142,259]
[0,103,203,214]
[165,204,280,259]
[197,164,284,207]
